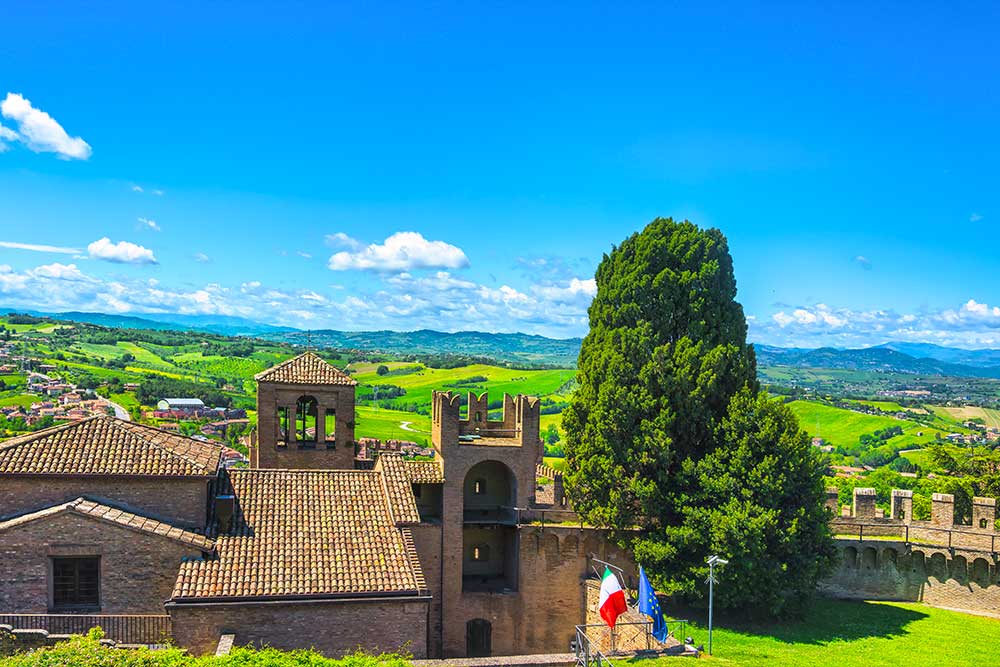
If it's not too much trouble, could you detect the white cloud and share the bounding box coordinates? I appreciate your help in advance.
[0,240,81,254]
[152,189,164,196]
[87,237,157,264]
[194,252,210,263]
[970,212,984,223]
[0,122,17,151]
[29,262,91,281]
[325,232,362,250]
[532,277,597,302]
[328,231,470,272]
[0,93,91,160]
[297,251,312,259]
[137,217,161,232]
[855,255,872,270]
[131,184,144,193]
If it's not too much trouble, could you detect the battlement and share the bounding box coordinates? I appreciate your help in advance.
[430,390,541,452]
[831,487,1000,552]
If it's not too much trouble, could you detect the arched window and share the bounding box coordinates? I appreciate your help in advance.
[472,544,490,561]
[296,396,318,443]
[473,479,486,495]
[278,406,289,442]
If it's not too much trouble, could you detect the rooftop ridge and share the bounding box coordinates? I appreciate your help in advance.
[113,418,221,474]
[0,414,101,454]
[254,351,356,386]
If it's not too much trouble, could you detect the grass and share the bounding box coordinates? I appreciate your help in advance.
[353,363,575,410]
[543,456,567,472]
[624,598,1000,667]
[787,400,955,449]
[0,393,37,408]
[932,405,1000,429]
[355,405,432,444]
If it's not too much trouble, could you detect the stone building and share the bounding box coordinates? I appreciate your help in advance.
[0,352,633,658]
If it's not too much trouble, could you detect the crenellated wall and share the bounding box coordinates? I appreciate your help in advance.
[823,486,1000,617]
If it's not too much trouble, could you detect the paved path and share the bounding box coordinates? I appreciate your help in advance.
[400,421,425,433]
[105,399,131,420]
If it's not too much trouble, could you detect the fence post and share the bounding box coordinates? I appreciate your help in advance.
[859,524,864,542]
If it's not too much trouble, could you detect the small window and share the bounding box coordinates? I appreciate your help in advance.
[980,518,990,529]
[473,479,486,495]
[474,411,482,423]
[52,557,99,610]
[413,484,423,499]
[472,544,490,561]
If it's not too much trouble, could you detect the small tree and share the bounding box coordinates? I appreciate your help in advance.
[376,364,390,376]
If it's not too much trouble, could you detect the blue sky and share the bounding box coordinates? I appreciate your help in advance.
[0,2,997,347]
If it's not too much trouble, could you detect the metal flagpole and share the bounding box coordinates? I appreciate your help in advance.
[706,555,728,655]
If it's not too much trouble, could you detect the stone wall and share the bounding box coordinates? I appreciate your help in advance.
[821,540,1000,617]
[0,476,211,530]
[168,598,429,657]
[253,381,356,470]
[0,512,205,614]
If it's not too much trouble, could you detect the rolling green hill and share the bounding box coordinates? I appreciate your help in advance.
[786,400,958,450]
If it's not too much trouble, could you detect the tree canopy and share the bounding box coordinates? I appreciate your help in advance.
[563,217,834,616]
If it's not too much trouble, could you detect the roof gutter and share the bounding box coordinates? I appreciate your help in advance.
[166,592,431,608]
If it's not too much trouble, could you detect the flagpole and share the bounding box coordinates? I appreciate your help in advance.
[706,555,728,655]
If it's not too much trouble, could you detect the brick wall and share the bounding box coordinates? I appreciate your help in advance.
[439,525,634,658]
[0,476,211,530]
[820,540,1000,617]
[0,512,205,614]
[254,382,356,470]
[411,523,443,657]
[168,598,429,657]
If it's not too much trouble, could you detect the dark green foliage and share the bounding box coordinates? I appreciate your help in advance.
[563,217,834,616]
[2,628,413,665]
[376,364,390,376]
[136,377,231,408]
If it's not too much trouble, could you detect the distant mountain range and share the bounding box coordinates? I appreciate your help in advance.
[268,329,583,367]
[7,307,1000,377]
[754,342,1000,379]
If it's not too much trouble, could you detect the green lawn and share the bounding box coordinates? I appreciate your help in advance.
[787,400,955,449]
[354,405,431,444]
[543,456,567,472]
[626,598,1000,667]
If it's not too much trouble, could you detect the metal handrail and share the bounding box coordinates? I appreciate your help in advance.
[834,521,998,554]
[0,613,172,645]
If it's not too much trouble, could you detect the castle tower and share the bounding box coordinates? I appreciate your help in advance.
[431,390,543,657]
[251,352,357,470]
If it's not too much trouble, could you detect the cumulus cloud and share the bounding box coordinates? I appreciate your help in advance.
[0,93,91,160]
[87,237,157,264]
[532,277,597,302]
[137,217,160,232]
[755,299,1000,348]
[29,262,92,281]
[0,240,81,255]
[325,232,363,250]
[328,231,469,272]
[0,122,17,151]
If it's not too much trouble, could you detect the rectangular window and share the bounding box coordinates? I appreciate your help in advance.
[52,557,100,610]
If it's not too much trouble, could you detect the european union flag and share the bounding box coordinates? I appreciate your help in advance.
[638,566,668,642]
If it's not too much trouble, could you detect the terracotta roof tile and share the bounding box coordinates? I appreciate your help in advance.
[375,454,421,525]
[254,352,356,386]
[404,460,445,484]
[0,416,221,476]
[171,468,423,601]
[0,498,214,551]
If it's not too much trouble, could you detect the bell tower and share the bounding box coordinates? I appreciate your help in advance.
[251,352,357,470]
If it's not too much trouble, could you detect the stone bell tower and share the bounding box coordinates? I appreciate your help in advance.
[251,351,357,470]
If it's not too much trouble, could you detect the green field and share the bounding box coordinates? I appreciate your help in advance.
[355,406,431,444]
[931,405,1000,429]
[628,598,1000,667]
[787,400,954,449]
[0,393,37,408]
[542,456,567,472]
[354,363,575,409]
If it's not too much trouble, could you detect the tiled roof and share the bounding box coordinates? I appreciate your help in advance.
[254,352,356,386]
[0,416,221,476]
[171,468,425,601]
[0,498,214,551]
[375,454,421,525]
[405,460,445,484]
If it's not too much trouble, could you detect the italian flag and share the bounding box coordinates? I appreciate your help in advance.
[598,567,628,628]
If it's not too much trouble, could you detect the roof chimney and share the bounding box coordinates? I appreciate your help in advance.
[215,495,235,533]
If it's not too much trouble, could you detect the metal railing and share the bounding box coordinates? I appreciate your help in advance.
[575,618,689,666]
[505,505,583,527]
[0,614,172,645]
[834,521,999,555]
